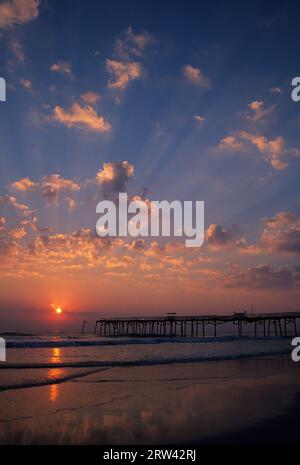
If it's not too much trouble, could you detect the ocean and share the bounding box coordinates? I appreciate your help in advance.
[0,333,294,390]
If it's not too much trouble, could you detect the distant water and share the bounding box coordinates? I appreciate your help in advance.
[0,332,293,392]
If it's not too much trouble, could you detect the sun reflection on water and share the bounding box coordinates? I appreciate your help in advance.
[48,348,65,402]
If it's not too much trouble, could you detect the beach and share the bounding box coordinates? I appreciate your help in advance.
[0,335,299,445]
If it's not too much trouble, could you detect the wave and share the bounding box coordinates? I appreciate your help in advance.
[0,335,291,392]
[0,332,36,337]
[0,347,290,371]
[0,337,291,391]
[3,335,289,349]
[0,349,291,393]
[0,368,109,393]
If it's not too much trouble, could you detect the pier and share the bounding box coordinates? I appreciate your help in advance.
[94,311,300,338]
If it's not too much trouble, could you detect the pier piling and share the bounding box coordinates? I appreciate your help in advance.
[93,312,300,338]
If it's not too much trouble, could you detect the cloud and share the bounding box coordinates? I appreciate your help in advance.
[261,211,300,254]
[145,240,164,257]
[217,130,300,170]
[0,0,40,29]
[1,190,299,289]
[217,135,245,152]
[10,38,25,62]
[64,197,76,211]
[11,174,80,204]
[226,263,294,289]
[81,92,101,105]
[114,26,154,59]
[127,239,146,251]
[235,238,261,255]
[19,228,113,269]
[238,131,289,170]
[11,177,36,191]
[105,27,154,92]
[263,211,300,229]
[0,237,18,257]
[0,194,36,221]
[96,161,134,193]
[247,100,276,123]
[0,194,28,211]
[40,174,80,204]
[106,59,142,91]
[183,65,210,88]
[50,61,72,76]
[19,78,32,91]
[105,255,134,269]
[205,213,300,256]
[52,102,111,133]
[194,114,205,123]
[270,87,283,94]
[9,227,26,239]
[216,96,299,169]
[206,224,238,249]
[0,216,6,230]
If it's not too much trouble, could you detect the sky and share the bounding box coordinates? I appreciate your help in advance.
[0,0,300,330]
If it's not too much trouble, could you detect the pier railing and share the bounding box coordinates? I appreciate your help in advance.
[94,312,300,338]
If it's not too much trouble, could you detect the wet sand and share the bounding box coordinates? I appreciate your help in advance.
[0,355,299,445]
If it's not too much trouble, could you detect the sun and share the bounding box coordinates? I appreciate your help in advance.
[50,303,63,315]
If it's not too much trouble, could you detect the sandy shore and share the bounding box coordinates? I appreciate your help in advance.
[0,355,299,445]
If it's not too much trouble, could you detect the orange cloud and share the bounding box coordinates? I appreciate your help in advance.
[235,238,261,255]
[96,161,134,193]
[64,197,76,211]
[239,131,287,170]
[0,0,40,29]
[225,263,295,289]
[206,224,238,249]
[269,87,283,94]
[217,130,300,170]
[52,102,111,133]
[41,174,80,203]
[105,27,154,93]
[114,26,154,59]
[194,114,205,123]
[261,211,300,254]
[9,227,26,240]
[20,78,32,91]
[11,174,80,204]
[247,100,276,122]
[11,177,36,191]
[105,255,134,269]
[50,61,72,76]
[0,195,35,219]
[81,92,101,105]
[106,59,142,90]
[183,65,210,88]
[218,135,245,152]
[10,38,25,62]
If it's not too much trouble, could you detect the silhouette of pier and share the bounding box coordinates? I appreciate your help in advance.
[94,312,300,338]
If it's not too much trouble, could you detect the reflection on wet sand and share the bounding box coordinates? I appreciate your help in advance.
[51,348,62,362]
[0,357,299,444]
[48,348,64,403]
